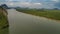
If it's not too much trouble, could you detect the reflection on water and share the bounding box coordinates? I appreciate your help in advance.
[8,9,60,34]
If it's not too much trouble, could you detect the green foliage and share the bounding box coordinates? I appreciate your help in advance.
[0,10,8,34]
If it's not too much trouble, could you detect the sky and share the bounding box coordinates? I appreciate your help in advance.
[0,0,60,9]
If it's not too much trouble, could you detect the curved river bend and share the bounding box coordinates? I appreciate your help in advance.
[7,9,60,34]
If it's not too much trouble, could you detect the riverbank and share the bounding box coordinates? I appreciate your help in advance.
[0,7,8,34]
[16,8,60,20]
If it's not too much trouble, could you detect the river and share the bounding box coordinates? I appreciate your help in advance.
[7,9,60,34]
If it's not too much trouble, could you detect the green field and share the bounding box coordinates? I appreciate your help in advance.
[0,10,9,34]
[16,8,60,20]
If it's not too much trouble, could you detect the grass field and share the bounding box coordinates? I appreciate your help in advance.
[0,10,9,34]
[16,8,60,20]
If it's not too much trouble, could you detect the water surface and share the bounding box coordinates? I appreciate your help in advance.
[8,9,60,34]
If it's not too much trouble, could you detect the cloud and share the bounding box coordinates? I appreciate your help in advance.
[18,2,42,8]
[9,0,12,1]
[19,2,31,7]
[0,0,60,9]
[54,2,60,8]
[51,0,59,2]
[34,3,42,5]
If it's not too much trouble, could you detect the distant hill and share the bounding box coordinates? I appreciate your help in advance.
[0,4,21,9]
[0,4,9,9]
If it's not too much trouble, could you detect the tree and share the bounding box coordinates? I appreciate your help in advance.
[1,4,8,9]
[53,8,58,10]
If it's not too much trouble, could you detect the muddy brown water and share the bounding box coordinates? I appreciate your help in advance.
[8,9,60,34]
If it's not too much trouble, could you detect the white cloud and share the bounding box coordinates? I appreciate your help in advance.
[19,2,31,7]
[52,0,59,2]
[20,2,42,5]
[0,2,43,8]
[19,2,42,7]
[20,2,30,5]
[34,3,42,5]
[9,3,14,6]
[9,0,13,1]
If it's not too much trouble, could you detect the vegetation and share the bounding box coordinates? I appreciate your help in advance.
[16,8,60,20]
[0,7,9,34]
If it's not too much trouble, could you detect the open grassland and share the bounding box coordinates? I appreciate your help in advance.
[16,8,60,20]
